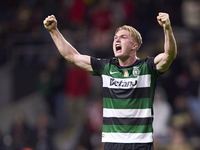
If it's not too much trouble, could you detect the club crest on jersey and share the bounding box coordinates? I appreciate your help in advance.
[122,69,129,77]
[132,67,140,77]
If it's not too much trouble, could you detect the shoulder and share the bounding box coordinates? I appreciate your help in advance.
[91,57,115,75]
[91,57,114,66]
[133,57,155,66]
[136,57,157,74]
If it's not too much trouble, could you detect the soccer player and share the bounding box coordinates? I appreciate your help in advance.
[43,12,177,150]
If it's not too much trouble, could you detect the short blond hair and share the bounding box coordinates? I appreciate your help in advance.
[115,25,142,50]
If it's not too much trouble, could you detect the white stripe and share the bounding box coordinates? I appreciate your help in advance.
[103,108,152,118]
[102,75,151,89]
[102,132,153,143]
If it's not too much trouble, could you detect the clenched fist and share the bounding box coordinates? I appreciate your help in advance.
[157,13,171,30]
[43,15,57,32]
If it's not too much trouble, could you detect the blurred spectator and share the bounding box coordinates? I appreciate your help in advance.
[120,0,136,25]
[191,38,200,60]
[109,0,136,31]
[33,111,56,150]
[38,56,66,117]
[187,95,200,127]
[171,93,200,149]
[88,28,113,58]
[166,128,194,150]
[77,97,103,150]
[68,0,87,26]
[0,131,6,150]
[9,112,34,150]
[58,0,88,30]
[89,0,112,31]
[187,88,200,130]
[181,0,200,31]
[38,70,51,101]
[88,0,113,58]
[153,86,172,148]
[186,60,200,127]
[182,112,200,148]
[11,1,32,33]
[187,60,200,97]
[173,94,189,116]
[64,63,91,127]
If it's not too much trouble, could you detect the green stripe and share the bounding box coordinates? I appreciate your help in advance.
[103,98,151,109]
[139,63,151,75]
[103,125,153,133]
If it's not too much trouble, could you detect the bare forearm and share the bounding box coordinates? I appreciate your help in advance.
[164,27,177,61]
[49,28,80,64]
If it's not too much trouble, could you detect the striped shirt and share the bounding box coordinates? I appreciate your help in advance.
[91,57,160,143]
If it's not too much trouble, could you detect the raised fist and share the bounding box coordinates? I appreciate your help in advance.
[157,13,171,30]
[43,15,57,32]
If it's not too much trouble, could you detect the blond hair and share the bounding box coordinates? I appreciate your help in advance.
[115,25,142,50]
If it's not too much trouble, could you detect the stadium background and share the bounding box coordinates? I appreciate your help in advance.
[0,0,200,149]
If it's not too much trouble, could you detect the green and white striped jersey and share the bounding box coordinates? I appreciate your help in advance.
[91,57,160,143]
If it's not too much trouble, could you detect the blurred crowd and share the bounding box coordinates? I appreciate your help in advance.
[0,0,200,150]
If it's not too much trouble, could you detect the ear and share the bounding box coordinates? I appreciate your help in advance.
[132,43,139,51]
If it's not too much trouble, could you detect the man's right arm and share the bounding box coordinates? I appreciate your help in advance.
[43,15,93,74]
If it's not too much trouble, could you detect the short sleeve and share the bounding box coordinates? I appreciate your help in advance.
[91,57,110,76]
[145,57,161,77]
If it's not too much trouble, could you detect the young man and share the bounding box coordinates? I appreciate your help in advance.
[43,12,177,150]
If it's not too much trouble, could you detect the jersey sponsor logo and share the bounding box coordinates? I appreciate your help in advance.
[110,78,137,87]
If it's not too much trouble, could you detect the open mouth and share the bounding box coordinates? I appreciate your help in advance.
[116,44,122,51]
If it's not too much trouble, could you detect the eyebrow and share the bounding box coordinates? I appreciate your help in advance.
[114,34,128,38]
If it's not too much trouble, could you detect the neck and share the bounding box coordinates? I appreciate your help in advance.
[118,56,138,67]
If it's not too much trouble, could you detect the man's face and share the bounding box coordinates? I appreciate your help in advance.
[113,30,136,60]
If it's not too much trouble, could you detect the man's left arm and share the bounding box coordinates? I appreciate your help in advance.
[154,12,177,73]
